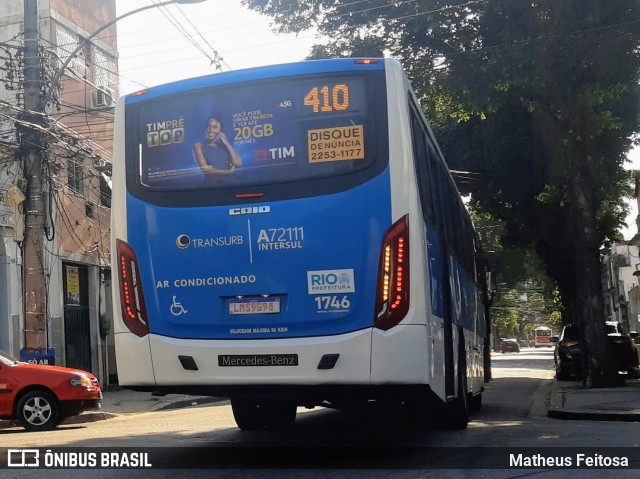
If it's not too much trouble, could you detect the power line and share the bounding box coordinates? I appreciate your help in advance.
[151,0,227,71]
[172,1,231,71]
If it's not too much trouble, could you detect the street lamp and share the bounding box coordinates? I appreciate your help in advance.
[40,0,207,110]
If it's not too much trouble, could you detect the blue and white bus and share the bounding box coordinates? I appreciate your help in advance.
[111,58,490,430]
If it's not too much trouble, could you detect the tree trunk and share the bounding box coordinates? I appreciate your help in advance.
[569,150,622,388]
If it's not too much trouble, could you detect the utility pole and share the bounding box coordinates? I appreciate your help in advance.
[21,0,48,351]
[17,0,206,357]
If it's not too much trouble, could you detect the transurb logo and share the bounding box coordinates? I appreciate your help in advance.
[176,234,190,249]
[307,269,355,294]
[175,234,244,249]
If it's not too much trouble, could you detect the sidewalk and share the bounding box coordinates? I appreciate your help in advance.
[0,388,226,430]
[70,387,227,423]
[547,376,640,421]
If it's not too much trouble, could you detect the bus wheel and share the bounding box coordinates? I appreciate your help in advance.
[260,400,297,430]
[469,392,482,412]
[230,398,264,431]
[404,392,443,429]
[446,358,470,429]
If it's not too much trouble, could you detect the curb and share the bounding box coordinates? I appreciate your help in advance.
[0,397,226,430]
[0,420,16,430]
[547,379,640,422]
[61,412,119,425]
[151,396,226,411]
[0,412,120,431]
[70,396,226,423]
[548,409,640,422]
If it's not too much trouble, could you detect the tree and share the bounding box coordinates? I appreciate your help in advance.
[243,0,640,385]
[428,1,640,386]
[469,206,562,345]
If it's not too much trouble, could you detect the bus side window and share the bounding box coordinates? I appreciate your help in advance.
[428,150,472,277]
[410,105,436,226]
[432,157,457,253]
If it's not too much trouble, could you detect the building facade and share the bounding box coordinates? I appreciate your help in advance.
[0,0,116,385]
[601,242,640,333]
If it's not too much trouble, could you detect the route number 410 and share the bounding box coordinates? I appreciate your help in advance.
[314,295,351,311]
[304,84,350,113]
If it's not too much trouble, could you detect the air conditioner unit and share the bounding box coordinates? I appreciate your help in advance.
[92,87,116,108]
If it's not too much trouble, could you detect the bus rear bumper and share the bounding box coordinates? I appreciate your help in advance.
[117,324,436,405]
[145,329,373,386]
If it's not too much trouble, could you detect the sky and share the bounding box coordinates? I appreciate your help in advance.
[114,0,318,95]
[113,0,640,241]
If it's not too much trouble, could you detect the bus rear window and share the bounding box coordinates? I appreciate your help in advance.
[132,75,376,191]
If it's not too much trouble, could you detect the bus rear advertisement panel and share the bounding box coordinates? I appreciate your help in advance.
[135,75,371,191]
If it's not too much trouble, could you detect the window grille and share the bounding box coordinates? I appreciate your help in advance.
[93,48,118,92]
[67,158,84,196]
[55,23,86,78]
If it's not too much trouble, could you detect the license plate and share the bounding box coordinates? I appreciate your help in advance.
[229,297,280,315]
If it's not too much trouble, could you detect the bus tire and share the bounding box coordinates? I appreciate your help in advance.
[403,391,440,429]
[231,398,264,431]
[469,392,482,412]
[446,352,470,429]
[260,400,297,430]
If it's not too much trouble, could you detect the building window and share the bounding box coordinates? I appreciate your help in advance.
[92,47,118,93]
[54,23,86,78]
[67,158,84,195]
[99,174,111,207]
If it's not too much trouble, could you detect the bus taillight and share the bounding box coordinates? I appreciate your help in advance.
[374,215,410,331]
[116,239,149,337]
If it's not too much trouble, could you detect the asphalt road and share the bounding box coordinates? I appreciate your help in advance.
[3,348,640,477]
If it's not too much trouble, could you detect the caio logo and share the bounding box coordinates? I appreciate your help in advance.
[228,206,270,216]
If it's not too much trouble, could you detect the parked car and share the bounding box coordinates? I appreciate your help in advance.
[551,322,640,381]
[551,323,583,380]
[605,321,640,377]
[0,349,101,431]
[501,338,520,353]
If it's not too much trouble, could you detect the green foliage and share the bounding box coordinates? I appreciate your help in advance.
[470,206,562,338]
[242,0,640,247]
[243,0,640,383]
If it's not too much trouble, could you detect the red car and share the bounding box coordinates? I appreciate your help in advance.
[0,349,101,431]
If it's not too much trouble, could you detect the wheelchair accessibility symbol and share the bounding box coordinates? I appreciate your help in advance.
[170,296,188,316]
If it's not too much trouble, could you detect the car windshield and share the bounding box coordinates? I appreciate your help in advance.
[562,325,580,340]
[606,323,621,334]
[0,349,20,365]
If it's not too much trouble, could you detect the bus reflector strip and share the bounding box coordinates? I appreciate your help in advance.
[374,215,410,331]
[116,239,150,337]
[235,193,265,198]
[129,89,149,97]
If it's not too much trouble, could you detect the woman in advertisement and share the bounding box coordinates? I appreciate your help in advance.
[193,115,242,176]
